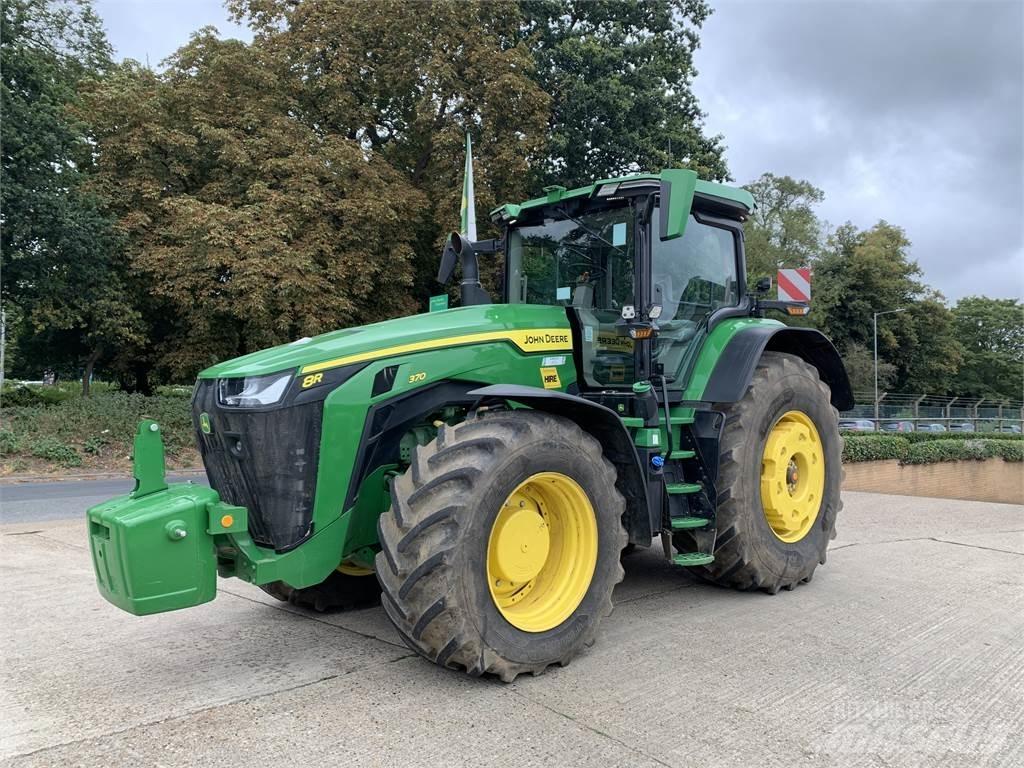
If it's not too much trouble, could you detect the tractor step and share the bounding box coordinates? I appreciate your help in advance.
[666,482,701,495]
[669,449,695,460]
[672,552,714,566]
[669,516,710,530]
[619,417,645,428]
[668,415,694,425]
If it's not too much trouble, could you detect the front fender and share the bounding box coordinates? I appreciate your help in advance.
[468,384,651,546]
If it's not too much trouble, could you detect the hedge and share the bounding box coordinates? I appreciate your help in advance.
[899,431,1022,443]
[842,435,909,463]
[843,435,1023,464]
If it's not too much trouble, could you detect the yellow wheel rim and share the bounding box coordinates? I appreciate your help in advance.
[336,561,374,577]
[487,472,599,633]
[760,410,825,543]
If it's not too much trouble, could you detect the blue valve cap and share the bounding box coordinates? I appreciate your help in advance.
[651,455,665,469]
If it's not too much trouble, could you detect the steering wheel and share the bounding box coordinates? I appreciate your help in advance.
[566,262,607,281]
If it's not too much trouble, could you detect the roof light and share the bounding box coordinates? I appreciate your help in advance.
[595,183,620,197]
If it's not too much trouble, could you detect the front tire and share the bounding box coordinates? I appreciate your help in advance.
[676,351,842,593]
[376,410,627,682]
[259,566,381,612]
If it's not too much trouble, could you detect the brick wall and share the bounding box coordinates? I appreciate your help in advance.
[842,459,1024,505]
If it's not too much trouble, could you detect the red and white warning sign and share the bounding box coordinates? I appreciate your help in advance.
[777,268,811,302]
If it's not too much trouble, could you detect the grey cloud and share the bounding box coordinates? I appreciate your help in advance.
[694,0,1023,300]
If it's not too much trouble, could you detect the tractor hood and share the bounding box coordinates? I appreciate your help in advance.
[197,304,572,380]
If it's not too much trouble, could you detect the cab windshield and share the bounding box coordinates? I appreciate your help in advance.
[505,197,742,390]
[506,200,637,387]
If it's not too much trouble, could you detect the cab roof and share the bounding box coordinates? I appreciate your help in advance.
[490,169,755,223]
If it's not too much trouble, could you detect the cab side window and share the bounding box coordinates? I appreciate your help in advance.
[651,212,740,382]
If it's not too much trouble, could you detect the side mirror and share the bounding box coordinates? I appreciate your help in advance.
[755,276,772,294]
[658,169,698,241]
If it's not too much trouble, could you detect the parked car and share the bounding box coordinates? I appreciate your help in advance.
[996,424,1022,434]
[918,423,947,432]
[880,420,915,433]
[839,419,876,432]
[949,422,975,433]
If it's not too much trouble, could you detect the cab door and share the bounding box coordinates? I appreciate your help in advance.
[647,209,743,387]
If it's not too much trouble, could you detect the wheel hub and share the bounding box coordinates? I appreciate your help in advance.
[486,472,598,633]
[489,504,550,584]
[760,410,825,543]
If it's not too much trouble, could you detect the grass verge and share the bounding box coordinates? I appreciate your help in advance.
[1,385,197,475]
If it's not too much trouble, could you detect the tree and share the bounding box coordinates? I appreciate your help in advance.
[520,0,727,188]
[899,297,962,394]
[811,222,962,395]
[229,0,551,304]
[0,0,139,393]
[742,173,825,283]
[83,35,428,379]
[951,297,1024,401]
[840,342,895,394]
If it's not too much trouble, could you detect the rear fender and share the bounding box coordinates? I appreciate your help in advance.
[701,326,853,411]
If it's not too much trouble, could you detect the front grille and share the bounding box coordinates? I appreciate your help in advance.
[192,380,322,551]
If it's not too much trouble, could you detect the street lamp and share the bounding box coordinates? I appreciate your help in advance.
[874,308,907,421]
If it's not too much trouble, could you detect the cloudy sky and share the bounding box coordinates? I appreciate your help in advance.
[93,0,1023,302]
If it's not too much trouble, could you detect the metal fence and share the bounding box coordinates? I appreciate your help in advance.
[841,392,1024,432]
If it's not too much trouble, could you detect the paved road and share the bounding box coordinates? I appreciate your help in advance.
[1,489,1021,767]
[0,475,207,524]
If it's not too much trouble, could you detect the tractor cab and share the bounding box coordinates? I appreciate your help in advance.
[437,170,761,403]
[497,172,748,394]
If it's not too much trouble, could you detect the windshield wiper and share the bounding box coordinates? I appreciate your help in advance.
[554,208,626,255]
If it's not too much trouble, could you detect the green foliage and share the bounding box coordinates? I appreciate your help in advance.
[81,0,556,378]
[838,342,896,394]
[0,0,142,393]
[899,431,1022,443]
[520,0,727,188]
[1,384,76,407]
[842,434,1022,464]
[29,437,82,467]
[841,435,909,463]
[902,439,1022,465]
[810,221,963,394]
[1,390,195,472]
[742,173,824,283]
[83,435,108,454]
[0,430,22,454]
[950,296,1024,402]
[990,441,1024,462]
[3,0,1014,408]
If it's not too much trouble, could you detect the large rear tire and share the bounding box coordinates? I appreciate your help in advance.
[376,410,627,682]
[675,351,842,593]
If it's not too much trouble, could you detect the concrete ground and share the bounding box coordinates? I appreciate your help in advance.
[1,488,1022,767]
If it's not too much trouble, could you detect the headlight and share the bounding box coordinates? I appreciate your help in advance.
[217,371,292,408]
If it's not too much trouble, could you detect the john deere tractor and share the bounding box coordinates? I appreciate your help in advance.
[88,169,851,681]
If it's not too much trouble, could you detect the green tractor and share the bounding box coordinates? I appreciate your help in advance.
[88,169,851,681]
